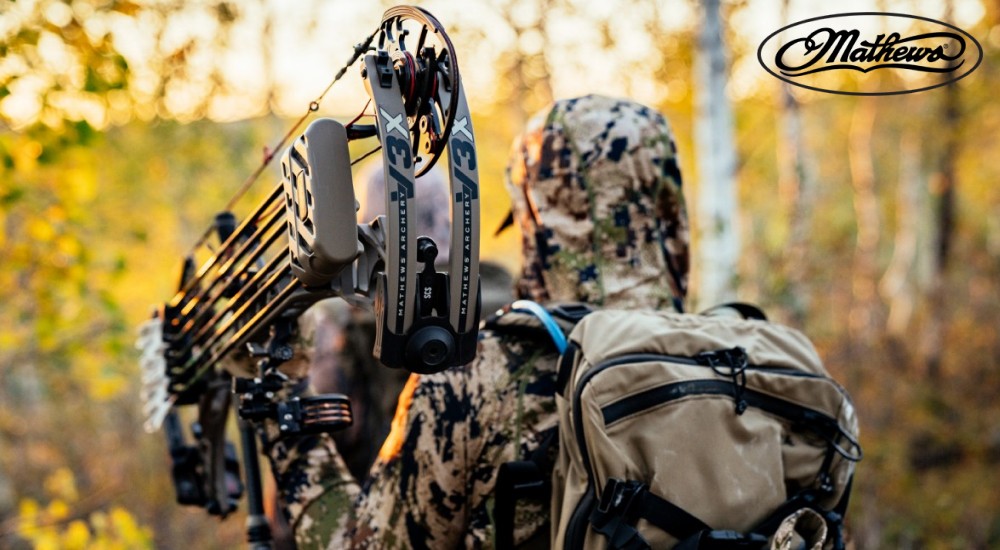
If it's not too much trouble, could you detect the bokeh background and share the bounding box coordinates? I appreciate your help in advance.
[1,0,999,547]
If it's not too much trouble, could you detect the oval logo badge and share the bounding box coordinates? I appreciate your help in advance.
[757,12,983,95]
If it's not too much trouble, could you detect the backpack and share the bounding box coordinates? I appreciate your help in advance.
[492,301,861,550]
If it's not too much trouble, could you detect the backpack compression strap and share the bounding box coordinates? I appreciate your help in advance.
[491,300,591,547]
[592,478,772,550]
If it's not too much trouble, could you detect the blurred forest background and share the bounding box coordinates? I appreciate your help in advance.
[1,0,999,547]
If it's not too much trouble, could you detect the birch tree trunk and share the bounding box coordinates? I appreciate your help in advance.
[694,0,739,309]
[773,0,817,326]
[776,84,815,326]
[848,98,880,352]
[879,130,923,345]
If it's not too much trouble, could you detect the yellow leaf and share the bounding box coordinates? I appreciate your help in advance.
[66,167,97,202]
[111,0,142,16]
[55,234,81,259]
[26,217,56,242]
[12,139,42,173]
[109,506,152,545]
[90,374,127,401]
[33,532,62,550]
[63,520,92,549]
[46,498,69,520]
[18,497,39,520]
[44,467,79,502]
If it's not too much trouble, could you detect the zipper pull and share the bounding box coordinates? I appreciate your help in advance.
[698,347,750,415]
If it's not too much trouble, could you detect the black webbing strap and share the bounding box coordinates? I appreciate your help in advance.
[589,478,711,549]
[636,488,711,540]
[699,302,768,321]
[826,475,854,550]
[555,341,578,397]
[494,461,546,548]
[748,476,855,550]
[493,428,559,548]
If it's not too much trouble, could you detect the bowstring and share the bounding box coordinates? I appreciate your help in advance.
[188,30,378,252]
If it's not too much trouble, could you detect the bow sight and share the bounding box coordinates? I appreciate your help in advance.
[137,6,480,547]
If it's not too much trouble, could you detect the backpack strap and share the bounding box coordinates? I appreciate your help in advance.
[699,302,768,321]
[482,301,591,349]
[589,478,713,549]
[490,301,591,547]
[493,427,559,548]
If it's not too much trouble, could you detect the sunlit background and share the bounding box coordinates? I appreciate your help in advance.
[2,0,999,547]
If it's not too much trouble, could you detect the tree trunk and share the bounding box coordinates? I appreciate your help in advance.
[848,98,880,352]
[776,83,815,326]
[693,0,739,309]
[879,130,922,344]
[923,1,960,381]
[773,0,817,327]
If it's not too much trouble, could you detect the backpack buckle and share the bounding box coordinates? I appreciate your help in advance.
[591,479,650,550]
[596,478,645,516]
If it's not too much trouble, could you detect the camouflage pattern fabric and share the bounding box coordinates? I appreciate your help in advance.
[768,508,828,550]
[269,326,559,549]
[505,94,689,311]
[302,263,514,481]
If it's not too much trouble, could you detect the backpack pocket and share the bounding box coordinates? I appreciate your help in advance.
[561,352,859,549]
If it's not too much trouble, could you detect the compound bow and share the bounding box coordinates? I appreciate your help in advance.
[136,7,480,548]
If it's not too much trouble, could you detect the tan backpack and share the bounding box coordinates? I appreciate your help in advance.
[492,302,861,550]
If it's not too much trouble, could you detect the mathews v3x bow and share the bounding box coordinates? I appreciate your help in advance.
[136,6,480,547]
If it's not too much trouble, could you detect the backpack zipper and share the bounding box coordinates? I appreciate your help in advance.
[600,378,840,433]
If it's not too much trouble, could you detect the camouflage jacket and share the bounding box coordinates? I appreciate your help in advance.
[269,320,559,550]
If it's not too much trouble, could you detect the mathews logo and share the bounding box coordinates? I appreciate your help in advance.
[758,12,983,95]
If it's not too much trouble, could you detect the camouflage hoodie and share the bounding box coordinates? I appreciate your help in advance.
[505,94,689,311]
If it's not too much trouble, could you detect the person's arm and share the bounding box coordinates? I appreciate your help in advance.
[345,335,548,549]
[272,336,510,549]
[269,432,360,550]
[342,335,553,549]
[344,364,483,549]
[269,365,484,549]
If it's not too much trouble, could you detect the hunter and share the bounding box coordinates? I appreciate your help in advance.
[269,94,689,548]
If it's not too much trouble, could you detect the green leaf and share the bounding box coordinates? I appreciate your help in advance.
[84,66,100,93]
[74,120,97,146]
[1,187,24,206]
